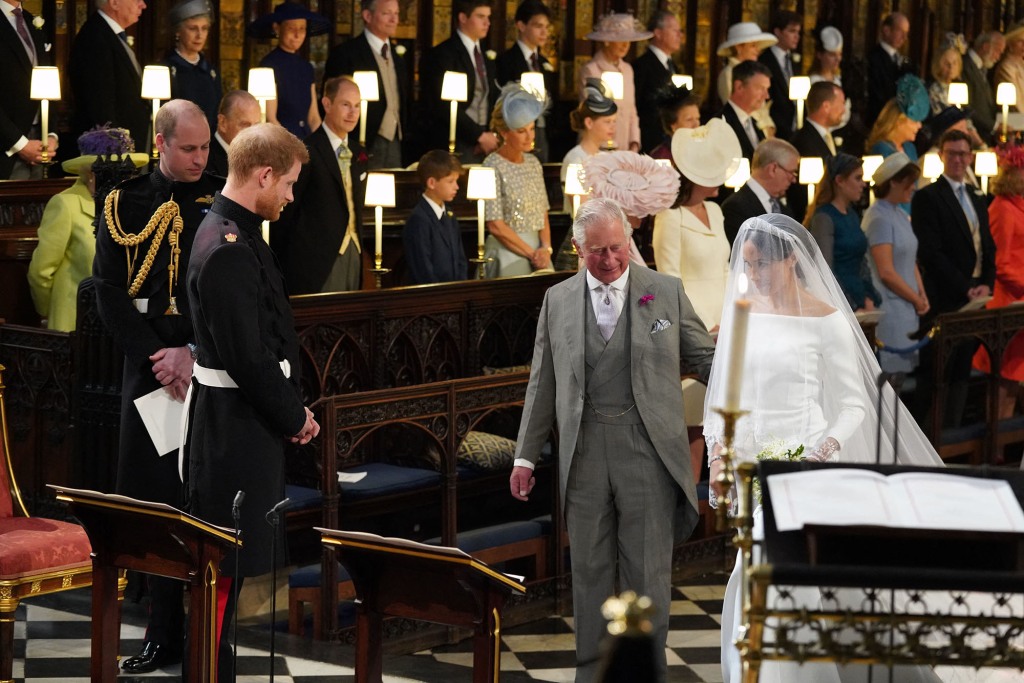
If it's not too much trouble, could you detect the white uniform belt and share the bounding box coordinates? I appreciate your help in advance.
[193,359,291,387]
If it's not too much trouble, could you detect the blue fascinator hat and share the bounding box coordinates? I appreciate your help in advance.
[895,74,929,122]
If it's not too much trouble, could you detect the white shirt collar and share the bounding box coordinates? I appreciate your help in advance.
[967,49,983,69]
[727,99,753,125]
[457,29,480,60]
[423,193,446,219]
[97,9,126,33]
[517,39,538,64]
[1,2,21,22]
[770,44,790,66]
[880,41,899,60]
[322,122,348,155]
[214,131,229,152]
[943,174,967,193]
[647,44,671,70]
[745,177,774,212]
[364,28,387,55]
[807,118,829,139]
[585,267,629,294]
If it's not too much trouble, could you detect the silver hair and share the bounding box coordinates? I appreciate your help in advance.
[571,197,633,250]
[975,30,1005,50]
[752,138,798,171]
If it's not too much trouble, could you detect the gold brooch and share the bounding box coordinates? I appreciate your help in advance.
[224,233,237,242]
[196,195,215,205]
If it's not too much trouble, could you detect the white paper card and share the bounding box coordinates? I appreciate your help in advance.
[133,387,185,457]
[338,471,368,483]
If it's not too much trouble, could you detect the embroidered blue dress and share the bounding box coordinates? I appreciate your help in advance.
[164,49,222,133]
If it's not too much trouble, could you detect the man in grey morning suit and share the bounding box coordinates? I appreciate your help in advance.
[509,198,715,682]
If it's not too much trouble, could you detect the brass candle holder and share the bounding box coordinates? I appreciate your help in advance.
[370,253,390,289]
[469,245,493,280]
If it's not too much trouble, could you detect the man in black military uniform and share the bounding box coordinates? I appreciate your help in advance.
[183,123,317,680]
[92,98,223,674]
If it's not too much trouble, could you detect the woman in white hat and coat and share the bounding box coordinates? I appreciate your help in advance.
[652,118,742,480]
[578,13,650,152]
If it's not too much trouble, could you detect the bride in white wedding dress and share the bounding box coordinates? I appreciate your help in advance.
[704,214,1022,683]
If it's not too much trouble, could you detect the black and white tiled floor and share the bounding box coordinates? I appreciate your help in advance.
[10,575,726,682]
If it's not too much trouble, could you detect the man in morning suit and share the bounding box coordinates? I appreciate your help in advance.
[323,0,409,169]
[912,129,996,428]
[721,138,798,244]
[207,89,261,178]
[421,0,499,164]
[510,197,715,682]
[68,0,150,155]
[92,100,223,674]
[786,81,844,221]
[184,123,317,682]
[758,10,802,142]
[495,0,555,161]
[274,76,366,294]
[0,0,57,180]
[963,31,1005,145]
[719,59,772,162]
[866,12,915,125]
[634,10,682,154]
[403,150,468,284]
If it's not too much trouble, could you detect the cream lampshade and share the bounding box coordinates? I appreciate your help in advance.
[947,82,969,108]
[799,157,825,204]
[975,151,998,195]
[670,74,693,90]
[724,158,750,189]
[601,72,624,100]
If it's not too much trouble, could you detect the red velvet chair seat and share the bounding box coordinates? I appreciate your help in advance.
[0,516,92,580]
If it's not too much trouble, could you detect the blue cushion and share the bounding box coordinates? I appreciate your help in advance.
[425,520,544,552]
[339,462,441,500]
[940,422,985,446]
[283,485,322,511]
[288,562,351,589]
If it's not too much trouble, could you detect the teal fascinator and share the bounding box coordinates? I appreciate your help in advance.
[895,74,929,122]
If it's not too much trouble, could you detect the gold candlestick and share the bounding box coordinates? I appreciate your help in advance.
[370,252,390,289]
[469,244,492,280]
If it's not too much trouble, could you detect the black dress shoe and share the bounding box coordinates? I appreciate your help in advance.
[121,641,181,673]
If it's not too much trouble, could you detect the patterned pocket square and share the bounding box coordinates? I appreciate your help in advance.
[651,319,672,334]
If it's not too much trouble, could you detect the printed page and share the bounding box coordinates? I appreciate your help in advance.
[133,387,185,456]
[891,472,1024,533]
[768,469,894,532]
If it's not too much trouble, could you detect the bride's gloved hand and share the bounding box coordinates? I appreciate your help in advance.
[805,436,840,462]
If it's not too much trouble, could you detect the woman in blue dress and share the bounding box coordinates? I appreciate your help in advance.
[163,0,221,133]
[864,153,930,373]
[806,153,880,312]
[249,3,330,139]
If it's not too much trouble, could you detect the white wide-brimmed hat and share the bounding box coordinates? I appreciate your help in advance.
[671,118,742,187]
[716,22,777,57]
[872,152,918,185]
[586,13,652,42]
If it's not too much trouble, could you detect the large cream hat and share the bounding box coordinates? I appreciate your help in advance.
[671,119,742,187]
[716,22,777,57]
[872,152,917,186]
[586,13,652,42]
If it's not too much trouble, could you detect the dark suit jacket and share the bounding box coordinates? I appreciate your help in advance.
[323,32,409,157]
[273,126,367,295]
[786,123,835,222]
[402,196,468,284]
[721,183,792,245]
[206,135,228,178]
[633,49,675,153]
[719,102,763,161]
[759,49,798,141]
[421,34,498,156]
[962,55,996,144]
[0,6,48,178]
[68,13,149,152]
[912,176,996,318]
[866,43,915,125]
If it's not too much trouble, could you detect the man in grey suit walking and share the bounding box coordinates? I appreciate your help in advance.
[510,197,715,682]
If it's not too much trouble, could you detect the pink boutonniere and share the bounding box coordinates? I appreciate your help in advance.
[356,150,369,164]
[639,294,655,306]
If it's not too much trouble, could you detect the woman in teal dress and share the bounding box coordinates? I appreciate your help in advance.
[806,153,880,311]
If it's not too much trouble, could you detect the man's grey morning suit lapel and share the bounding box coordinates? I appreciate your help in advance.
[629,266,659,373]
[566,271,587,395]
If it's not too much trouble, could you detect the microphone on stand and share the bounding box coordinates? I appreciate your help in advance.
[231,490,245,682]
[265,497,291,683]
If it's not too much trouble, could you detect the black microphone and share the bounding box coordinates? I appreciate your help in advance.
[265,497,291,522]
[232,490,245,521]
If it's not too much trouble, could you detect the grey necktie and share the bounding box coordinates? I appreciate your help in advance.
[596,284,617,342]
[770,197,782,213]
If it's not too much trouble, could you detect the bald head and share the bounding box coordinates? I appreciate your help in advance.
[155,99,211,183]
[217,90,262,145]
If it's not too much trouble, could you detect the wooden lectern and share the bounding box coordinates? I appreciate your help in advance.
[48,485,240,683]
[316,527,526,683]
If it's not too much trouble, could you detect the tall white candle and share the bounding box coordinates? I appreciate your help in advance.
[476,198,486,249]
[359,100,368,146]
[449,101,458,150]
[40,99,49,148]
[724,275,750,411]
[374,205,383,260]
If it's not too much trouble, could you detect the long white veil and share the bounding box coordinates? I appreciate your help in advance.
[703,213,943,469]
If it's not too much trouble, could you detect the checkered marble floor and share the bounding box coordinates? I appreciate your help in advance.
[10,574,726,682]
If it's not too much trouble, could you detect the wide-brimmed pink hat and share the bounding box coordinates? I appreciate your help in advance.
[586,13,652,42]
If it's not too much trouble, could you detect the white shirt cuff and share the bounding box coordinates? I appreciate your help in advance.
[513,458,535,470]
[6,136,28,157]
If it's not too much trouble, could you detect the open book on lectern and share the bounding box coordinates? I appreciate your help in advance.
[767,469,1024,534]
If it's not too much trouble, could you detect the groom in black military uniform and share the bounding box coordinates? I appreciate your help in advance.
[92,99,222,674]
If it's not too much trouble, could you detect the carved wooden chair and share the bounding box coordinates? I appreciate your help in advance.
[0,364,94,681]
